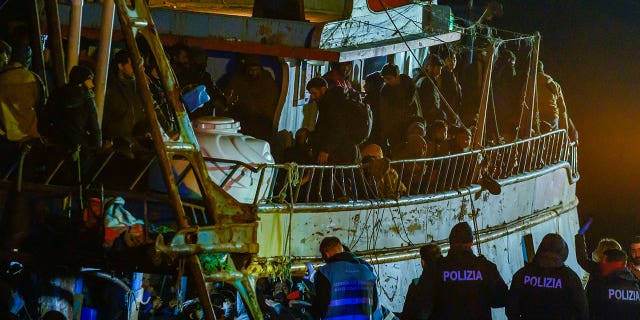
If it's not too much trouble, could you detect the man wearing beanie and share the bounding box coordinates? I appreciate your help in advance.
[506,233,588,319]
[418,221,508,319]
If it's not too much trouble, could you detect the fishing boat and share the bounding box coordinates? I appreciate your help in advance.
[0,0,580,319]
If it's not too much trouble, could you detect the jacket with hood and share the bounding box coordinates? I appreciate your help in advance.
[587,267,640,320]
[425,246,508,320]
[506,233,588,320]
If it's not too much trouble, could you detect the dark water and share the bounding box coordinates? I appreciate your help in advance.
[494,0,640,249]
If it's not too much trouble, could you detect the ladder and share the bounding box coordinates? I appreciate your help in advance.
[112,0,263,318]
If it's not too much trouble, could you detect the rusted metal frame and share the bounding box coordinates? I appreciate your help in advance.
[219,165,242,189]
[43,158,65,185]
[111,2,221,320]
[129,156,157,190]
[252,168,267,205]
[85,151,115,189]
[191,206,199,225]
[174,162,194,186]
[203,157,259,173]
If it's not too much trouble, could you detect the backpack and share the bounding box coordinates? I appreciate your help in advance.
[344,91,373,145]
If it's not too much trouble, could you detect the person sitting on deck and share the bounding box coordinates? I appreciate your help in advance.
[426,120,448,157]
[360,143,406,199]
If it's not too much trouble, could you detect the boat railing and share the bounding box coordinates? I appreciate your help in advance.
[247,129,577,204]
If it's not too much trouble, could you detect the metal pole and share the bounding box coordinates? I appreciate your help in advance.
[27,0,46,90]
[67,0,84,73]
[472,42,496,149]
[130,272,143,320]
[44,0,67,88]
[95,0,115,127]
[523,32,540,138]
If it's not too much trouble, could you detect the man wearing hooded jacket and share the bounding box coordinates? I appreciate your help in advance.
[418,222,508,319]
[506,233,588,319]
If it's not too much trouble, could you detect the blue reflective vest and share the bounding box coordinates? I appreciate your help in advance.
[319,260,380,320]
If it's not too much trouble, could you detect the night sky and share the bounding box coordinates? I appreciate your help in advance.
[494,0,640,249]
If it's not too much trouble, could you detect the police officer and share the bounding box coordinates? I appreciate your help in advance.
[402,244,441,320]
[419,222,508,319]
[587,248,640,319]
[506,233,588,319]
[310,236,382,319]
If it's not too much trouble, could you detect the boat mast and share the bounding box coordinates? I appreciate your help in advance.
[94,0,116,126]
[472,41,496,148]
[522,32,540,137]
[66,0,83,74]
[44,0,67,87]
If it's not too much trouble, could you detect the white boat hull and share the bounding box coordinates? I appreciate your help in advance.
[256,163,580,315]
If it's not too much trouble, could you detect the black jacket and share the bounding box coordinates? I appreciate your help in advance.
[402,277,432,320]
[49,84,101,150]
[418,246,508,320]
[587,268,640,320]
[314,88,358,164]
[379,75,419,154]
[507,234,588,320]
[102,74,146,140]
